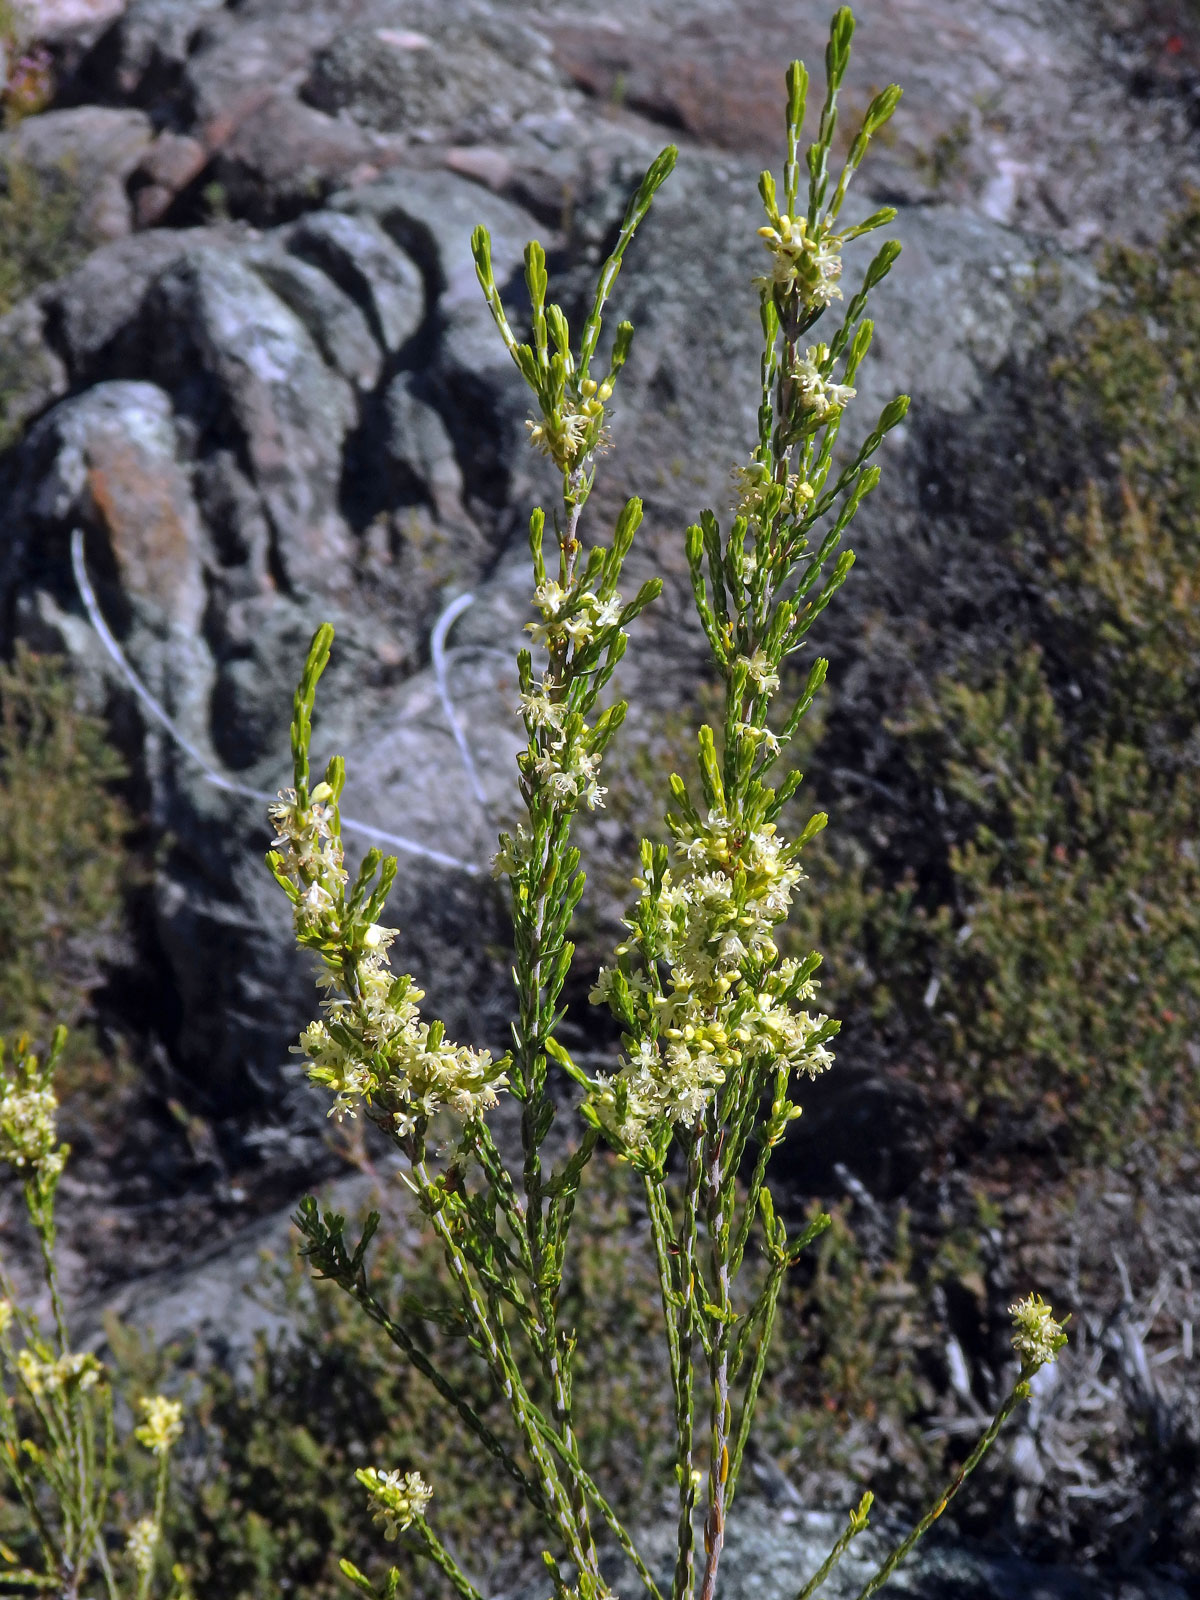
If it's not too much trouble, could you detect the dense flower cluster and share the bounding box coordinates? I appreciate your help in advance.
[526,376,612,474]
[125,1517,158,1577]
[0,1073,63,1176]
[526,583,624,652]
[134,1394,184,1456]
[298,957,507,1129]
[17,1348,103,1397]
[17,1344,101,1395]
[269,787,506,1128]
[792,342,856,422]
[756,213,844,308]
[356,1468,433,1539]
[267,784,346,929]
[517,668,609,811]
[590,807,833,1152]
[512,580,633,816]
[731,461,816,521]
[1009,1294,1067,1370]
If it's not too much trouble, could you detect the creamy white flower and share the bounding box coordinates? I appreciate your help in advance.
[533,581,568,618]
[268,789,346,891]
[357,1467,433,1539]
[0,1080,60,1172]
[125,1518,157,1578]
[590,799,833,1153]
[518,689,566,730]
[792,343,856,422]
[740,649,781,696]
[589,968,616,1006]
[135,1394,184,1455]
[300,880,336,921]
[19,1348,103,1397]
[731,460,772,516]
[526,405,593,470]
[591,594,623,630]
[1010,1294,1067,1369]
[734,721,782,758]
[563,611,597,644]
[492,825,532,878]
[269,787,508,1129]
[756,214,844,308]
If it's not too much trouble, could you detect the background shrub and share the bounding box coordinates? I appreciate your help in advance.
[0,647,137,1101]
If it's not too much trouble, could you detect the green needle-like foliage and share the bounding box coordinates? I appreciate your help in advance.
[267,12,1065,1600]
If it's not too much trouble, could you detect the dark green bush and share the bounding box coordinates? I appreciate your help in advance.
[0,156,85,317]
[853,647,1199,1160]
[792,202,1200,1169]
[166,1166,980,1599]
[0,647,136,1097]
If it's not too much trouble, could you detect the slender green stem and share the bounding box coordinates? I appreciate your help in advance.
[467,1121,537,1282]
[134,1449,171,1600]
[645,1179,682,1389]
[546,1128,599,1276]
[852,1379,1033,1600]
[84,1386,117,1589]
[29,1189,69,1360]
[67,1387,90,1571]
[540,1312,596,1575]
[489,1262,596,1578]
[794,1494,872,1600]
[471,1128,598,1574]
[726,1264,785,1510]
[671,1129,702,1600]
[730,1102,782,1279]
[420,1165,588,1574]
[336,1260,546,1515]
[411,1516,485,1600]
[0,1438,62,1582]
[93,1534,120,1600]
[533,1414,664,1600]
[698,1122,732,1600]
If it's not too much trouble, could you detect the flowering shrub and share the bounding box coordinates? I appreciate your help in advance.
[269,11,1065,1600]
[0,1029,187,1597]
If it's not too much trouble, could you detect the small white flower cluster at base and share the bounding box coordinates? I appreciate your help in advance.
[0,1038,67,1181]
[792,342,856,422]
[756,212,844,307]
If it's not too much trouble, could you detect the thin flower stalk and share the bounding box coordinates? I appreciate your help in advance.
[849,1305,1067,1600]
[794,1494,874,1600]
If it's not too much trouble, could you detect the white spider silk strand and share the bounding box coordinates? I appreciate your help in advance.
[69,528,481,876]
[430,589,489,813]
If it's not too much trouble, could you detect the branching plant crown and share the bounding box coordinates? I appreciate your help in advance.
[267,12,1067,1600]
